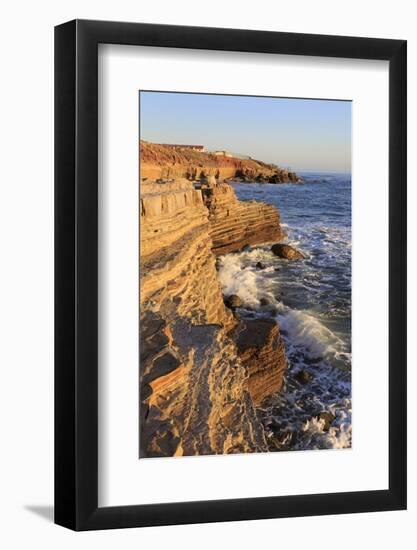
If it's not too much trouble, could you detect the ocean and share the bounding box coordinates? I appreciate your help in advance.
[217,172,352,451]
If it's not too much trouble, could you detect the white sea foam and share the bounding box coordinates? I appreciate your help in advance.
[217,241,352,451]
[277,309,344,360]
[217,254,261,307]
[300,411,352,450]
[217,251,345,361]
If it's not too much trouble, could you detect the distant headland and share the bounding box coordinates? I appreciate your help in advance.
[140,141,301,184]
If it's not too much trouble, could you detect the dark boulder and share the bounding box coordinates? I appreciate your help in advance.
[295,369,314,385]
[271,243,305,260]
[224,294,243,309]
[315,411,336,431]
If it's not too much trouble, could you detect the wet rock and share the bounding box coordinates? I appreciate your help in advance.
[275,429,294,445]
[295,369,314,385]
[259,297,271,306]
[255,261,266,270]
[315,411,336,431]
[271,243,305,260]
[269,419,285,433]
[224,294,243,309]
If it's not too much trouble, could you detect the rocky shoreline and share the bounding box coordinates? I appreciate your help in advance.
[140,154,305,457]
[140,140,301,184]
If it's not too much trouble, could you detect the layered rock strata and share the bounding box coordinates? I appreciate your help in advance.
[140,180,231,327]
[140,140,299,183]
[140,178,288,457]
[202,182,286,255]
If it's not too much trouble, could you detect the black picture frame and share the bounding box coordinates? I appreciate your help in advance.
[55,19,407,531]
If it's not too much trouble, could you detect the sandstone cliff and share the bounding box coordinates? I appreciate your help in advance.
[140,140,299,183]
[140,180,231,327]
[140,177,288,457]
[202,182,286,255]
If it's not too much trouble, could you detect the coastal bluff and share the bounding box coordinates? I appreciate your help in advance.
[140,177,287,457]
[140,140,300,183]
[202,181,285,255]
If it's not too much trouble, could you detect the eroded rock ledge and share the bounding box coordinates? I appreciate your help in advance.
[140,177,287,457]
[236,319,287,406]
[202,181,286,255]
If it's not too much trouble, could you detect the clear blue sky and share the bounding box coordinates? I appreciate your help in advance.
[140,91,351,171]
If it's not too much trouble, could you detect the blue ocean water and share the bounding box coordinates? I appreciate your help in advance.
[217,172,352,450]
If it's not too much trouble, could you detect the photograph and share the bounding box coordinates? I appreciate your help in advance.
[139,91,352,458]
[0,3,409,542]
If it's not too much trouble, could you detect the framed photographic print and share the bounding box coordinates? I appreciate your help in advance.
[55,20,407,530]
